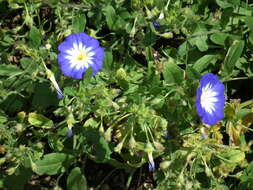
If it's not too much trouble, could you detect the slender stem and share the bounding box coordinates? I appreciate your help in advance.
[96,168,118,189]
[240,99,253,108]
[126,169,136,189]
[222,77,249,83]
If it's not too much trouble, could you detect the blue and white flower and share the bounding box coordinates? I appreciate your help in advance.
[46,69,64,99]
[57,32,104,79]
[148,152,155,172]
[196,73,225,125]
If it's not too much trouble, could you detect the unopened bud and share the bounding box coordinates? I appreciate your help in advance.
[114,140,124,153]
[6,167,16,175]
[129,136,137,149]
[145,142,154,153]
[159,161,171,171]
[17,111,26,122]
[0,157,6,165]
[153,141,165,152]
[15,124,24,133]
[104,127,112,142]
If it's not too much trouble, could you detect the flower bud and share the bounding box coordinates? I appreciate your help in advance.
[104,127,112,142]
[159,161,171,171]
[153,141,165,152]
[17,111,26,122]
[114,140,124,153]
[15,124,24,133]
[0,157,6,165]
[129,136,137,149]
[6,167,16,175]
[145,142,154,153]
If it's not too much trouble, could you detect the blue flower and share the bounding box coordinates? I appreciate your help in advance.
[196,73,225,125]
[46,69,64,99]
[153,21,160,29]
[57,32,104,79]
[66,128,73,138]
[148,153,155,172]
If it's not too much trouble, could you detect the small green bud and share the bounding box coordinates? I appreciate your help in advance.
[19,145,26,151]
[5,153,12,161]
[114,140,124,153]
[15,124,24,133]
[145,142,154,153]
[6,167,16,175]
[67,113,75,128]
[104,127,112,142]
[17,111,26,122]
[99,124,105,134]
[36,142,43,149]
[159,161,171,171]
[31,162,37,172]
[0,157,6,165]
[153,141,165,152]
[129,136,137,149]
[53,186,62,190]
[116,68,127,80]
[160,32,173,39]
[205,166,212,177]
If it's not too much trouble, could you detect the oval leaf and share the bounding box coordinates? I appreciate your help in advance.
[223,40,244,75]
[34,153,74,175]
[67,167,88,190]
[28,112,54,128]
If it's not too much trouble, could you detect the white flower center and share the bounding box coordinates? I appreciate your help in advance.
[200,83,218,114]
[65,42,95,70]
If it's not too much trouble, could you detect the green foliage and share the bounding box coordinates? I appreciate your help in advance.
[1,0,253,189]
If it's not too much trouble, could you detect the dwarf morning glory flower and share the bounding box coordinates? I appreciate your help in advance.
[46,69,64,99]
[196,73,225,125]
[57,32,104,79]
[148,153,155,172]
[66,128,73,138]
[153,21,160,29]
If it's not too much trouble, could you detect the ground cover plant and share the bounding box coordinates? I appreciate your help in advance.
[1,0,253,189]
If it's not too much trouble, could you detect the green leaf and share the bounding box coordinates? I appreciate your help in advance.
[244,17,253,44]
[144,28,156,46]
[0,64,22,77]
[189,24,208,52]
[32,82,58,109]
[163,59,184,84]
[220,150,245,163]
[73,13,86,33]
[103,51,113,71]
[193,54,217,72]
[103,5,116,30]
[20,57,38,73]
[82,67,93,85]
[29,26,41,48]
[4,166,32,190]
[34,153,74,175]
[186,65,201,80]
[216,0,233,8]
[223,40,244,75]
[85,128,112,162]
[210,32,228,45]
[28,112,54,128]
[67,167,88,190]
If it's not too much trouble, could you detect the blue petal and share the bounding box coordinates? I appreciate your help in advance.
[57,32,104,79]
[66,128,73,138]
[199,73,219,89]
[196,73,225,125]
[148,161,155,172]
